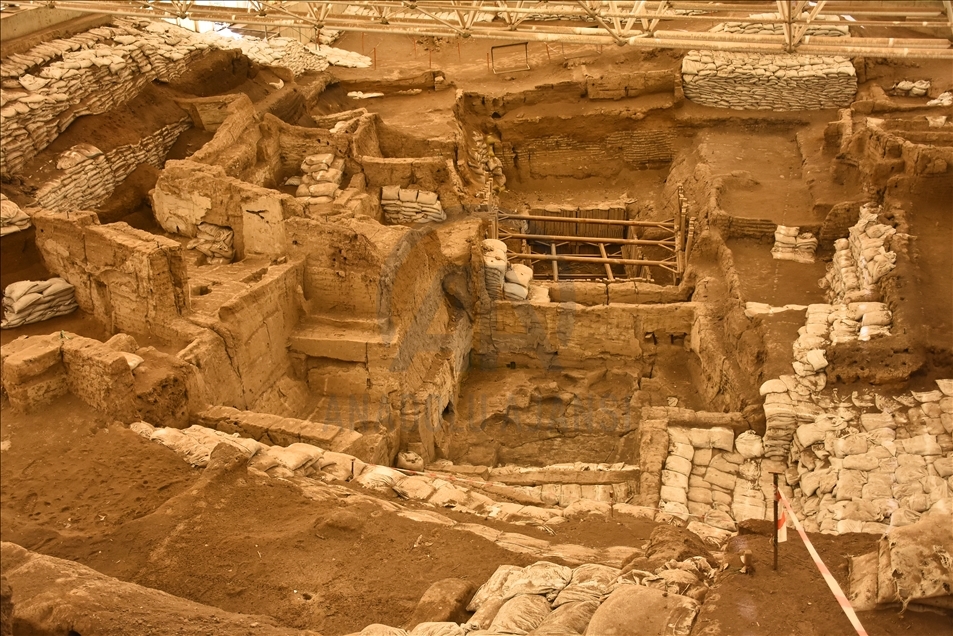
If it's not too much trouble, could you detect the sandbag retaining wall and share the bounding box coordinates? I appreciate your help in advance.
[681,51,857,111]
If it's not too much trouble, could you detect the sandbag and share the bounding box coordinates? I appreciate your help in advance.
[734,431,763,459]
[468,565,523,612]
[553,564,620,606]
[409,623,464,636]
[877,514,953,606]
[357,465,405,490]
[584,586,698,636]
[393,475,436,500]
[528,600,599,636]
[709,427,734,451]
[505,264,533,288]
[503,282,529,301]
[503,561,573,601]
[490,594,551,634]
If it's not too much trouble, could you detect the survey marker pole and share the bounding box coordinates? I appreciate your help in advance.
[773,472,779,571]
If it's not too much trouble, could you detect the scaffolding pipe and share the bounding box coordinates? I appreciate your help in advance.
[500,232,677,248]
[509,254,677,267]
[501,214,675,228]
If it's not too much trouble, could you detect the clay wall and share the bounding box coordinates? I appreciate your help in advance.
[472,300,697,370]
[33,118,191,212]
[32,211,190,343]
[848,119,953,188]
[498,127,676,179]
[585,69,676,100]
[1,332,193,426]
[152,160,302,259]
[681,51,857,110]
[209,260,304,409]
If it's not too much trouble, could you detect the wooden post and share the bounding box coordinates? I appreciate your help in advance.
[458,39,462,61]
[486,51,490,71]
[598,243,615,281]
[551,243,559,282]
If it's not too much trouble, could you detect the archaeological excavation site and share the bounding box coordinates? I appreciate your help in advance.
[1,1,952,634]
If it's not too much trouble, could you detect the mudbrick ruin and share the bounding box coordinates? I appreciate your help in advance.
[0,2,951,635]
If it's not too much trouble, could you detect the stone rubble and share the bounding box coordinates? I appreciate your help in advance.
[681,50,857,111]
[1,278,77,329]
[771,225,817,263]
[381,186,446,224]
[0,194,30,236]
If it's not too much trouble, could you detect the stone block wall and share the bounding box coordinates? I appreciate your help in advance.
[32,212,190,342]
[34,118,190,212]
[681,51,857,111]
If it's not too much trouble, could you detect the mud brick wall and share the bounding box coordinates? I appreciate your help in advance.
[501,129,675,179]
[34,118,190,212]
[473,301,697,369]
[209,261,303,409]
[852,120,953,186]
[681,52,857,111]
[32,211,190,342]
[586,69,676,100]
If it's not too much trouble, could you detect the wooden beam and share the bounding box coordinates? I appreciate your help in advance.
[598,243,615,281]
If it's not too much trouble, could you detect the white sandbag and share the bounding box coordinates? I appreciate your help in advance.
[393,475,436,500]
[552,564,620,606]
[483,239,508,255]
[528,600,599,635]
[860,412,895,431]
[357,465,405,490]
[396,451,424,471]
[527,286,550,303]
[734,431,763,459]
[505,264,533,288]
[709,427,734,452]
[267,443,324,471]
[503,561,573,601]
[503,282,529,301]
[129,421,155,438]
[468,565,523,612]
[877,514,953,606]
[665,455,692,476]
[381,185,400,200]
[489,594,551,634]
[484,255,507,274]
[760,379,788,395]
[662,470,690,490]
[688,428,713,449]
[660,485,688,505]
[409,623,464,636]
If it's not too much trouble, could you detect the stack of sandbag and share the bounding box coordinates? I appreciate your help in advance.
[1,278,77,329]
[821,203,896,304]
[380,187,445,224]
[889,79,931,97]
[662,426,744,521]
[295,152,344,206]
[927,91,953,107]
[186,222,234,264]
[771,225,817,263]
[0,194,31,236]
[482,239,507,300]
[782,379,953,536]
[503,263,533,301]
